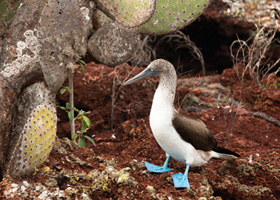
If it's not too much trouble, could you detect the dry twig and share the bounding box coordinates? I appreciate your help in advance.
[230,26,280,87]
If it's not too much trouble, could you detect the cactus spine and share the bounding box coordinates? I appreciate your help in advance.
[139,0,209,35]
[96,0,156,27]
[9,104,57,178]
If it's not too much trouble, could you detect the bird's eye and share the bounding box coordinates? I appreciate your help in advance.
[150,68,154,72]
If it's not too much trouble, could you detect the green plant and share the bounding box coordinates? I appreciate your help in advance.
[71,109,95,147]
[57,102,95,147]
[78,58,86,75]
[59,86,71,95]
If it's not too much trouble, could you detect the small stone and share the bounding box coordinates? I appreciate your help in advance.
[81,193,91,200]
[70,154,86,166]
[87,169,100,179]
[138,162,145,169]
[22,181,30,188]
[21,185,26,193]
[53,188,65,198]
[57,147,67,155]
[38,190,49,199]
[35,184,42,191]
[65,187,78,195]
[146,185,155,193]
[122,167,131,172]
[11,183,18,188]
[45,178,58,187]
[117,173,130,184]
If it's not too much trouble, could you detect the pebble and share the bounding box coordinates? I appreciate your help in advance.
[20,185,26,193]
[117,173,129,183]
[146,185,155,193]
[38,190,49,199]
[22,181,30,188]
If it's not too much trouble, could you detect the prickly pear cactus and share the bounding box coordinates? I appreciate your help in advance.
[96,0,155,27]
[139,0,209,35]
[8,105,57,178]
[6,82,57,178]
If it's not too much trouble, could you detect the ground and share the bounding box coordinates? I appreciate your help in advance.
[1,62,279,200]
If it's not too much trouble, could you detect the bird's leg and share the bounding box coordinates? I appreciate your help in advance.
[172,163,190,189]
[145,155,173,173]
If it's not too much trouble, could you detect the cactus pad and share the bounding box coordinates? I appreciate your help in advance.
[139,0,209,35]
[96,0,155,27]
[9,104,57,178]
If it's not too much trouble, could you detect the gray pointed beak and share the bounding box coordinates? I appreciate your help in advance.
[123,67,159,86]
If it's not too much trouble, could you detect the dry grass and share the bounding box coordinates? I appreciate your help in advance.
[230,26,280,88]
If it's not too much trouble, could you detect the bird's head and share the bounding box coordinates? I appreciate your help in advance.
[123,59,172,86]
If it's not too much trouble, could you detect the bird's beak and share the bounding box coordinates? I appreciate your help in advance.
[123,67,159,86]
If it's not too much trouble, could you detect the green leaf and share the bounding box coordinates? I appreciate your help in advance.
[65,86,71,93]
[72,133,78,140]
[84,135,96,146]
[79,60,86,65]
[66,103,70,110]
[78,137,87,147]
[68,111,74,122]
[83,116,91,128]
[57,105,66,110]
[60,86,71,94]
[79,60,86,74]
[60,88,67,94]
[82,119,87,130]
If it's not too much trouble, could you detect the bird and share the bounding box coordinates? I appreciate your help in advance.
[123,59,240,189]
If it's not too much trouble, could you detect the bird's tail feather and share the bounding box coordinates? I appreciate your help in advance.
[212,147,240,160]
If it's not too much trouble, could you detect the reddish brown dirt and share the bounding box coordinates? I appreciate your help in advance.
[1,62,280,200]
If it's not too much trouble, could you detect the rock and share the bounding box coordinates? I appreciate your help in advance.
[45,178,58,187]
[81,193,91,200]
[267,90,280,102]
[88,22,140,66]
[70,154,86,166]
[57,147,68,155]
[65,186,79,195]
[38,190,49,200]
[146,185,155,194]
[117,173,130,184]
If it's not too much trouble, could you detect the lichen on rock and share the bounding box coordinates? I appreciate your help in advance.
[88,22,140,66]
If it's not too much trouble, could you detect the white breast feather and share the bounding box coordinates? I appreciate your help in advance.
[149,87,211,166]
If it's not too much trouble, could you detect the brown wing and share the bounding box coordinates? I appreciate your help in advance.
[172,112,217,151]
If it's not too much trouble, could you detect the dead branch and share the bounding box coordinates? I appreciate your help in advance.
[251,111,280,128]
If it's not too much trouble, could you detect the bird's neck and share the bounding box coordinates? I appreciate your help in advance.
[151,71,177,115]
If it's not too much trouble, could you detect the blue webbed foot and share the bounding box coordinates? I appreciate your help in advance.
[172,173,190,189]
[172,164,191,189]
[145,155,173,173]
[145,162,173,173]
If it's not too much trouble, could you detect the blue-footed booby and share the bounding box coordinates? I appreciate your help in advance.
[123,59,240,189]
